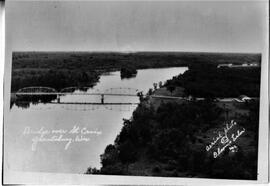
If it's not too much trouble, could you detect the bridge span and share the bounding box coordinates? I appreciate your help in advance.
[15,92,139,97]
[14,86,143,105]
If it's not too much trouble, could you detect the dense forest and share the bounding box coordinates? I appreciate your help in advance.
[86,99,259,179]
[12,52,260,70]
[11,69,99,92]
[11,52,260,92]
[165,63,261,98]
[85,61,261,179]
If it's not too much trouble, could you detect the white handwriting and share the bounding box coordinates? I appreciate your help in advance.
[205,120,245,158]
[23,125,102,151]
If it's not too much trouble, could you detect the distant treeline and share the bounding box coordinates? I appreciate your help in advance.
[165,63,261,98]
[13,52,261,70]
[11,52,261,92]
[11,69,99,92]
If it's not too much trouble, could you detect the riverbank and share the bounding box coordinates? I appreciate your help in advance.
[87,63,260,179]
[8,67,189,174]
[87,95,259,179]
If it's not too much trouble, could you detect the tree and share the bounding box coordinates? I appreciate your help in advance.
[85,167,100,174]
[118,140,137,173]
[148,88,153,95]
[137,91,144,101]
[100,144,119,167]
[167,85,176,95]
[153,83,158,90]
[159,81,163,88]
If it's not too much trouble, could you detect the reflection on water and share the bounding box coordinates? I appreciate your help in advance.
[5,67,188,174]
[12,95,58,109]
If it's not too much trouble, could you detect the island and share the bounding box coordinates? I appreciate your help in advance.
[120,66,137,79]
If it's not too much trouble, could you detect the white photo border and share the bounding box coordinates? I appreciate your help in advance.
[2,0,269,185]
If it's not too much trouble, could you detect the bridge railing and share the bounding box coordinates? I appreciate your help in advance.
[17,86,57,93]
[16,86,142,96]
[59,86,100,93]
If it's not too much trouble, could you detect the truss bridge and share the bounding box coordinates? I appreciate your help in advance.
[14,86,143,105]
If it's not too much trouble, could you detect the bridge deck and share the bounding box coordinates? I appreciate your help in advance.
[15,92,138,97]
[49,102,139,105]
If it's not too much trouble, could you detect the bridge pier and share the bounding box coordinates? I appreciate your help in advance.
[101,94,104,104]
[57,94,60,103]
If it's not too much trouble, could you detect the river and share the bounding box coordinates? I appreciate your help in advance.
[5,67,188,174]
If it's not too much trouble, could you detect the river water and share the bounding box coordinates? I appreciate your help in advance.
[5,67,188,174]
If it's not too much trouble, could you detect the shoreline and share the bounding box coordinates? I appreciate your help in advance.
[88,64,260,179]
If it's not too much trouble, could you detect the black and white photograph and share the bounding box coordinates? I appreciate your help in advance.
[3,0,269,185]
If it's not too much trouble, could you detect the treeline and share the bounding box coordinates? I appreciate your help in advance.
[12,52,261,71]
[165,63,261,98]
[86,100,259,179]
[11,52,261,92]
[11,69,99,92]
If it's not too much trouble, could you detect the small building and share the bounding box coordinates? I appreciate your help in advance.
[217,63,233,68]
[237,95,252,102]
[218,63,259,69]
[250,63,259,67]
[187,95,196,101]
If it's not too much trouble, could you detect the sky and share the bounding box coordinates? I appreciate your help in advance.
[6,1,267,53]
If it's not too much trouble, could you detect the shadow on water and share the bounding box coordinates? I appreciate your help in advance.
[10,87,92,109]
[120,74,137,80]
[11,95,57,109]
